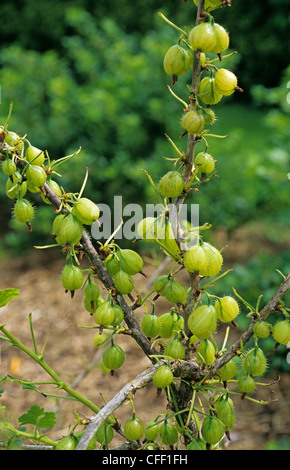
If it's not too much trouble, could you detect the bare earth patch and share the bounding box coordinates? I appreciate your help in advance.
[0,248,289,450]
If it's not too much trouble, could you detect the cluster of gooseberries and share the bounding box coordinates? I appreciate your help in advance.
[1,0,290,451]
[163,1,240,154]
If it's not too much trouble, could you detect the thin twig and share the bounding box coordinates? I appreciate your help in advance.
[76,362,161,450]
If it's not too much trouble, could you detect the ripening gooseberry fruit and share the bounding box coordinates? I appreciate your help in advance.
[194,152,215,174]
[219,358,236,382]
[215,296,239,323]
[188,304,217,339]
[154,275,171,295]
[201,414,225,445]
[158,312,183,338]
[163,44,192,77]
[102,342,125,370]
[181,109,205,135]
[72,197,100,225]
[52,213,66,236]
[41,179,62,204]
[105,253,120,277]
[163,280,187,304]
[199,77,223,105]
[159,219,181,260]
[253,320,270,339]
[189,334,198,345]
[141,313,160,338]
[211,23,230,55]
[84,279,100,301]
[203,108,216,125]
[124,417,144,441]
[93,332,108,348]
[216,396,235,430]
[237,373,256,394]
[55,212,83,245]
[215,68,238,96]
[54,434,78,450]
[5,131,24,151]
[111,304,124,326]
[94,301,115,327]
[25,144,45,166]
[95,421,114,445]
[137,217,157,241]
[13,198,35,223]
[118,248,143,275]
[188,22,217,53]
[84,296,100,314]
[114,270,134,295]
[25,164,47,188]
[159,421,179,446]
[184,244,208,273]
[197,339,216,365]
[158,170,184,198]
[61,263,84,292]
[164,337,185,360]
[153,365,174,388]
[6,172,27,199]
[145,421,160,441]
[2,158,16,176]
[27,181,41,193]
[272,319,290,346]
[199,242,223,277]
[242,347,267,377]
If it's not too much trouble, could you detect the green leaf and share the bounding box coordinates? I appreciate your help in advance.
[0,288,20,308]
[21,382,37,391]
[37,412,56,429]
[6,435,23,450]
[18,405,56,429]
[0,388,5,397]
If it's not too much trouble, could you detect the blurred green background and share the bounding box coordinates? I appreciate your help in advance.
[0,1,289,365]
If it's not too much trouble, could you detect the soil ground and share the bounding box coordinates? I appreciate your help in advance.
[0,233,289,450]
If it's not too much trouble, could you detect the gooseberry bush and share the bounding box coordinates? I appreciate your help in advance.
[0,0,290,452]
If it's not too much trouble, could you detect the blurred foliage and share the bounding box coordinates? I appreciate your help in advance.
[0,4,289,272]
[0,2,288,375]
[0,0,289,91]
[266,438,290,450]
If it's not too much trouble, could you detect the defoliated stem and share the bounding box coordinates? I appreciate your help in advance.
[29,313,39,356]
